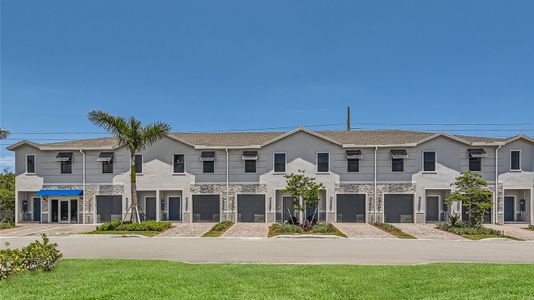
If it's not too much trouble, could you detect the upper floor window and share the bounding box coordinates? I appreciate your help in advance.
[173,154,185,173]
[346,150,362,173]
[468,149,486,172]
[242,151,257,173]
[274,153,286,173]
[201,151,215,173]
[26,154,35,174]
[391,150,407,172]
[422,151,436,172]
[97,152,114,174]
[134,154,143,174]
[317,153,329,172]
[510,150,521,171]
[56,152,73,174]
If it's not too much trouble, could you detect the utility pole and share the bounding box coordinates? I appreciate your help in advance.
[346,106,351,131]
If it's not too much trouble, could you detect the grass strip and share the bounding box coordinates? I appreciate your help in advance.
[202,221,234,237]
[373,223,416,239]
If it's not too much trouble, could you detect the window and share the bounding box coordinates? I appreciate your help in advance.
[391,149,407,172]
[56,152,72,174]
[134,154,143,174]
[317,153,329,172]
[511,150,521,171]
[98,152,114,174]
[245,160,256,173]
[173,154,185,173]
[274,153,286,173]
[423,151,436,172]
[200,151,215,173]
[242,151,257,173]
[346,150,361,173]
[26,154,35,174]
[468,149,486,172]
[392,159,404,172]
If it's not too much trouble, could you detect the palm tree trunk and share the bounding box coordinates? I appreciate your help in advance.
[130,155,139,223]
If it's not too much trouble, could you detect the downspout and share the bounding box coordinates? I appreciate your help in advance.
[225,148,229,221]
[494,145,502,224]
[79,149,86,224]
[374,146,378,223]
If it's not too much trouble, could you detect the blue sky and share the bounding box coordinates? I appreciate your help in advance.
[1,0,534,169]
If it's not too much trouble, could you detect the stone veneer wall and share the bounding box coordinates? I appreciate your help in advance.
[41,184,124,223]
[190,184,268,221]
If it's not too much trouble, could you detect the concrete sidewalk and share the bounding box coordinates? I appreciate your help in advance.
[2,235,533,264]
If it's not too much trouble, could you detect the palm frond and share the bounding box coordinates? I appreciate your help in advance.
[88,111,129,147]
[0,128,9,140]
[141,122,171,150]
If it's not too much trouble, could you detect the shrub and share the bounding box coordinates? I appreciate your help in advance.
[270,223,303,235]
[437,223,500,236]
[311,223,336,233]
[0,234,62,280]
[529,225,534,231]
[97,220,171,232]
[0,222,14,229]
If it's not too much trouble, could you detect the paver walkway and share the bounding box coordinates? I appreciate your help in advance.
[333,223,394,238]
[157,223,214,237]
[0,224,96,237]
[393,223,465,240]
[221,223,270,238]
[484,224,534,241]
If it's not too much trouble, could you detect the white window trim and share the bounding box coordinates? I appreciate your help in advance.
[273,152,287,174]
[510,150,522,172]
[422,151,437,173]
[134,153,143,175]
[26,154,36,174]
[172,153,186,174]
[316,152,330,173]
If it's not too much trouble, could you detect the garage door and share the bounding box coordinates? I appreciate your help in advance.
[192,195,220,222]
[384,194,414,223]
[336,194,366,223]
[237,194,265,222]
[96,195,123,222]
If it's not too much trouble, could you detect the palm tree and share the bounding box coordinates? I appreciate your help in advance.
[0,128,9,139]
[88,111,171,223]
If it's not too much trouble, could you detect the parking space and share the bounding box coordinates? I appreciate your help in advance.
[333,223,395,239]
[484,224,534,241]
[221,223,269,238]
[0,224,96,237]
[157,223,214,237]
[393,223,465,240]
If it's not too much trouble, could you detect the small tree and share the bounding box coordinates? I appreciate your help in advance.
[282,170,324,230]
[446,171,493,227]
[0,168,15,224]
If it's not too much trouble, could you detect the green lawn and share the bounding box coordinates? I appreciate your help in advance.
[2,260,534,299]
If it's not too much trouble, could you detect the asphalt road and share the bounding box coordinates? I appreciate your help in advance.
[2,235,534,264]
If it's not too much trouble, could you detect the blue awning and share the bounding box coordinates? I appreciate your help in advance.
[36,190,83,196]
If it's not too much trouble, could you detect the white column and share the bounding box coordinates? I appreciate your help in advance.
[14,190,19,225]
[156,190,161,221]
[530,188,534,226]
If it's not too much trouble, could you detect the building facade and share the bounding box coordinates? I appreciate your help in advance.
[8,128,534,225]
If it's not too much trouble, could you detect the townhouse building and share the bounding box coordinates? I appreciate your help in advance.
[8,128,534,226]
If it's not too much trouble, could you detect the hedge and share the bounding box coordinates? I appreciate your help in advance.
[96,220,172,232]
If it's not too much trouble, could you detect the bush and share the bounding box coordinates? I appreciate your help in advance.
[96,220,171,232]
[436,223,500,236]
[0,221,14,229]
[529,225,534,231]
[0,234,62,280]
[310,223,336,233]
[270,223,303,234]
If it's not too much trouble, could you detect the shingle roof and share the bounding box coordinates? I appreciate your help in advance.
[7,129,518,151]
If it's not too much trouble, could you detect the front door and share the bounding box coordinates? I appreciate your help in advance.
[145,197,157,221]
[426,196,439,222]
[504,196,515,222]
[51,200,59,222]
[32,198,41,222]
[282,196,296,223]
[70,200,78,223]
[59,200,69,223]
[168,197,181,221]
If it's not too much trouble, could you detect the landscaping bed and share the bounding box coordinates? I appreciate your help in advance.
[202,221,234,237]
[268,223,346,238]
[2,259,534,299]
[84,220,172,237]
[527,225,534,231]
[436,223,521,240]
[373,223,416,239]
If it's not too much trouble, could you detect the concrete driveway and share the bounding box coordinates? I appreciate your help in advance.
[157,223,214,237]
[333,223,394,238]
[0,224,96,237]
[484,224,534,241]
[221,223,269,238]
[392,223,465,240]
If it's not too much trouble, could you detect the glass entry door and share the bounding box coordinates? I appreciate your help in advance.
[59,200,70,223]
